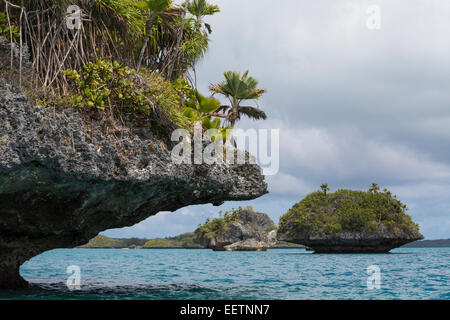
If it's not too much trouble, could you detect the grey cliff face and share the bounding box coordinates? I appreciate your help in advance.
[0,37,31,70]
[198,209,277,251]
[0,80,268,288]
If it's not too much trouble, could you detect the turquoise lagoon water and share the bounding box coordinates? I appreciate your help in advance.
[1,248,449,300]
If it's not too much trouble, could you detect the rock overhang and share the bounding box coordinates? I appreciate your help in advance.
[0,79,268,288]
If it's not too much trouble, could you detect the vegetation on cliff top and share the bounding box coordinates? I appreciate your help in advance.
[1,0,268,140]
[194,206,277,241]
[82,235,125,248]
[279,185,420,237]
[194,206,248,240]
[62,59,192,129]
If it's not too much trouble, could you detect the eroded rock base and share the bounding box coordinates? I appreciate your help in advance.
[297,239,421,254]
[0,252,29,289]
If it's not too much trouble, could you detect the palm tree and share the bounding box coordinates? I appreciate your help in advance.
[209,71,267,128]
[369,183,380,194]
[182,90,231,141]
[320,184,330,195]
[167,0,189,80]
[136,0,172,71]
[187,0,220,33]
[177,0,219,84]
[182,89,221,121]
[7,0,162,92]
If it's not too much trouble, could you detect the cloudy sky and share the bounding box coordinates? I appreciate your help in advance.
[105,0,450,240]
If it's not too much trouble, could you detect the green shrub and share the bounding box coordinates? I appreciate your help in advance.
[63,59,150,114]
[339,209,375,232]
[181,88,231,140]
[195,207,249,239]
[367,220,379,233]
[63,60,229,134]
[63,59,194,129]
[323,214,342,235]
[0,12,20,42]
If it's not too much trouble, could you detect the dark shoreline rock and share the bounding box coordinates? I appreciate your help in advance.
[278,220,424,253]
[278,234,423,254]
[0,80,268,288]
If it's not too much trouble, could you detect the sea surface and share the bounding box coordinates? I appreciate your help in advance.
[1,248,449,300]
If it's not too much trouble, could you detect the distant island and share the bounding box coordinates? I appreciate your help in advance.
[81,234,449,249]
[82,233,305,250]
[81,233,202,249]
[80,190,447,252]
[278,185,424,253]
[82,207,305,250]
[143,233,204,249]
[195,207,278,251]
[401,239,450,248]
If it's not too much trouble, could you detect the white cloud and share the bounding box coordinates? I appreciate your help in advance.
[261,123,450,186]
[267,173,312,196]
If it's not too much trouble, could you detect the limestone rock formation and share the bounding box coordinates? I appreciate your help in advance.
[0,80,268,288]
[0,37,31,70]
[278,228,423,253]
[278,189,423,253]
[196,208,277,251]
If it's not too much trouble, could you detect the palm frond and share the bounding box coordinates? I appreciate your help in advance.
[209,84,227,96]
[238,106,267,120]
[140,0,172,12]
[187,0,220,18]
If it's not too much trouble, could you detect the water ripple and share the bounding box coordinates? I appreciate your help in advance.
[0,248,447,300]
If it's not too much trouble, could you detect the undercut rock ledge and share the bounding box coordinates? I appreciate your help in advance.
[0,80,268,288]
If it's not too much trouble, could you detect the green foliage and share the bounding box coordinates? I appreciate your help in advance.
[0,12,20,42]
[172,78,195,99]
[82,233,202,248]
[210,71,266,102]
[369,182,380,194]
[184,89,221,115]
[209,70,267,128]
[139,69,190,128]
[120,238,149,247]
[320,183,330,195]
[63,59,150,113]
[143,232,201,248]
[195,206,254,239]
[181,89,231,140]
[136,0,172,12]
[82,235,151,248]
[82,235,125,248]
[180,17,210,66]
[279,186,420,236]
[96,0,146,34]
[5,0,219,92]
[187,0,220,19]
[339,208,376,232]
[63,59,190,128]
